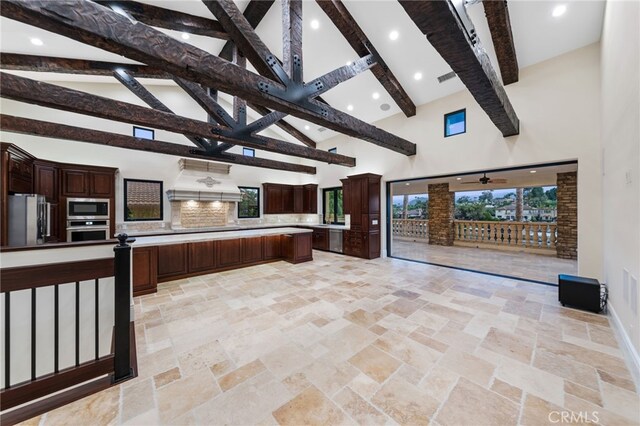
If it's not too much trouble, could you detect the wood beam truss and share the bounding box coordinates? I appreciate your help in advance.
[398,0,519,137]
[0,0,415,155]
[316,0,416,117]
[94,0,227,39]
[0,115,316,174]
[0,72,355,166]
[483,0,519,85]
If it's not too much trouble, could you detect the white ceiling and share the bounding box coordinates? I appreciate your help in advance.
[0,0,605,143]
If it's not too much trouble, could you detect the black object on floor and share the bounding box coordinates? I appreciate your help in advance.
[558,274,603,313]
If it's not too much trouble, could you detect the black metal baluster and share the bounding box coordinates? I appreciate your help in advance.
[95,278,99,360]
[31,288,36,381]
[54,285,59,373]
[75,281,80,367]
[4,292,10,389]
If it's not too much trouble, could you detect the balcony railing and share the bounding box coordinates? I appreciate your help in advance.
[391,218,429,241]
[391,219,557,253]
[454,220,557,251]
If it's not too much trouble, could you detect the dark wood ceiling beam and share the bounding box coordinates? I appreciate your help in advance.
[218,0,275,61]
[0,0,414,155]
[0,115,316,174]
[398,0,519,137]
[316,0,416,117]
[247,103,316,148]
[202,0,282,82]
[0,72,356,166]
[94,1,227,39]
[313,54,376,97]
[0,53,318,149]
[283,0,303,83]
[483,0,519,85]
[113,69,212,150]
[0,53,169,78]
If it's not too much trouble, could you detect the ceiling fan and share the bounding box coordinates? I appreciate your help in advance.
[460,173,508,185]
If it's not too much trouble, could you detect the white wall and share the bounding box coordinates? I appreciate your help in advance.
[600,0,640,364]
[0,81,319,224]
[315,43,603,279]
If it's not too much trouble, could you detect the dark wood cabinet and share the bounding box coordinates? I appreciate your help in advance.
[282,186,294,213]
[1,143,35,245]
[263,234,282,260]
[312,228,329,251]
[188,241,217,273]
[157,243,188,279]
[34,161,58,202]
[47,203,60,243]
[303,184,318,213]
[282,232,313,264]
[90,171,114,198]
[61,169,90,197]
[263,183,283,214]
[293,186,304,213]
[134,232,313,293]
[341,173,381,259]
[133,246,158,297]
[218,238,242,268]
[263,183,317,214]
[242,237,263,264]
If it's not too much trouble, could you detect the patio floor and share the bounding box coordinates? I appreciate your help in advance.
[391,240,578,284]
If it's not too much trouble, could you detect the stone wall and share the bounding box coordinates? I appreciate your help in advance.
[171,200,231,228]
[428,183,455,245]
[556,172,578,259]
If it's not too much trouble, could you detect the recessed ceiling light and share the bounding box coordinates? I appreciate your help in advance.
[389,30,399,41]
[346,61,352,66]
[304,125,310,130]
[405,182,410,186]
[530,170,537,174]
[372,92,380,100]
[310,19,320,30]
[456,177,462,180]
[347,104,354,111]
[414,72,423,81]
[181,33,190,40]
[552,4,567,17]
[30,38,43,46]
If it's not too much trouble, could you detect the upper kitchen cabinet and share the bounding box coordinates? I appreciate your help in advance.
[263,183,317,214]
[2,143,34,195]
[341,173,381,259]
[61,167,116,199]
[34,160,59,203]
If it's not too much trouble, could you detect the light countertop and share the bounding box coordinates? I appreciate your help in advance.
[131,227,312,247]
[120,223,349,237]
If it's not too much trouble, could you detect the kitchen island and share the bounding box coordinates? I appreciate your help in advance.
[132,227,312,296]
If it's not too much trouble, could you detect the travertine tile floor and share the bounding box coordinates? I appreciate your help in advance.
[391,240,578,284]
[24,251,639,425]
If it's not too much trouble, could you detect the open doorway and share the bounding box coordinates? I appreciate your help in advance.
[387,163,578,285]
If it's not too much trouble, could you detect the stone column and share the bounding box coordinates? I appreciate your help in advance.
[402,194,409,219]
[428,183,455,245]
[515,187,524,221]
[556,172,578,259]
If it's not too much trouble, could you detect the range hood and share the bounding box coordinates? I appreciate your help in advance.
[166,159,243,202]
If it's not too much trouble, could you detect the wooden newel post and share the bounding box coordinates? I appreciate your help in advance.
[113,233,135,383]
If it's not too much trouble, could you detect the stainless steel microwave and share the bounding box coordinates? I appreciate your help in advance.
[67,198,110,220]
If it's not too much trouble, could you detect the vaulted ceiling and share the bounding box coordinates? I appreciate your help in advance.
[0,0,605,173]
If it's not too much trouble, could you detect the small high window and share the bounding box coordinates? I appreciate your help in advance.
[133,126,155,140]
[243,147,255,157]
[238,187,260,218]
[444,109,466,137]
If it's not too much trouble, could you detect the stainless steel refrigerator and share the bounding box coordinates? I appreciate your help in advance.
[8,194,50,246]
